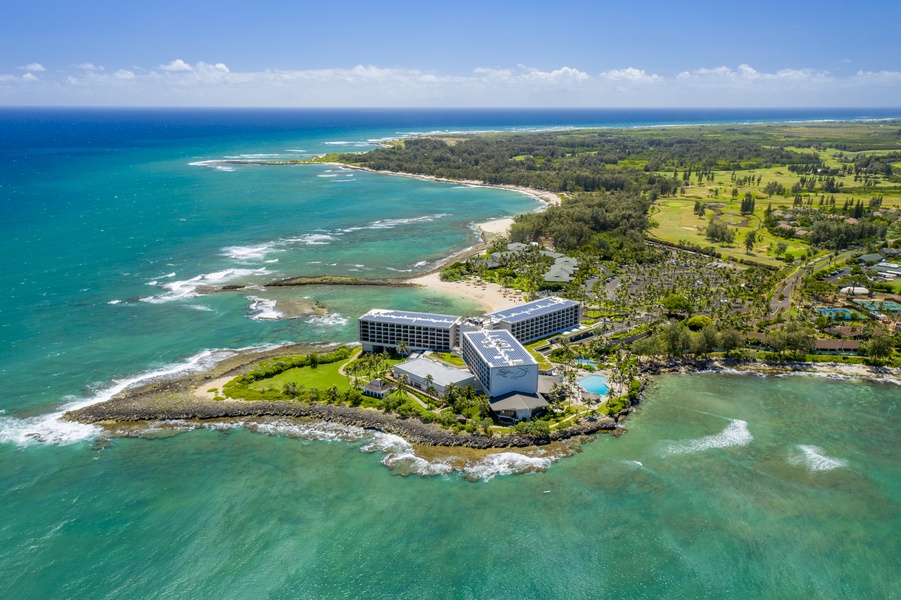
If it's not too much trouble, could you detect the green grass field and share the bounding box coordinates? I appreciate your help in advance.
[250,360,350,393]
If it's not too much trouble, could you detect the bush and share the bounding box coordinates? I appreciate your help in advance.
[685,315,712,331]
[514,420,551,437]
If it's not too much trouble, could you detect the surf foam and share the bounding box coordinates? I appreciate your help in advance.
[141,268,270,303]
[663,419,752,457]
[790,445,848,472]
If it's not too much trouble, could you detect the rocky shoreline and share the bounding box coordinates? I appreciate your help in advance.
[61,345,897,450]
[66,398,619,449]
[61,342,620,449]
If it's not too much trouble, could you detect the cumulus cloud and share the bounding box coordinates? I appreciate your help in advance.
[1,59,899,107]
[160,59,193,72]
[677,64,833,83]
[18,63,45,72]
[853,70,901,83]
[600,67,661,82]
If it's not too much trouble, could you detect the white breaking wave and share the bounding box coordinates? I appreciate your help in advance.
[222,243,281,261]
[284,233,337,245]
[0,349,235,447]
[305,313,349,327]
[662,419,752,457]
[246,296,285,321]
[790,445,848,472]
[141,268,270,303]
[461,452,557,481]
[218,214,452,265]
[223,153,283,159]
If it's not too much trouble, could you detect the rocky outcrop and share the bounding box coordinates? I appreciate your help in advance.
[65,400,617,448]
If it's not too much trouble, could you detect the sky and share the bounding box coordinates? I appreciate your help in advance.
[2,0,900,107]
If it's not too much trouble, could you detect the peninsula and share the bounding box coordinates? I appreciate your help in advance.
[67,122,901,446]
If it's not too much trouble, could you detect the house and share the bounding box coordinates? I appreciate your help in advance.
[858,253,885,265]
[813,339,861,355]
[488,392,548,423]
[362,378,394,399]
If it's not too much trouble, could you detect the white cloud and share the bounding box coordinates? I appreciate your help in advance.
[853,70,901,83]
[159,59,193,72]
[2,60,899,107]
[18,63,45,72]
[600,67,661,82]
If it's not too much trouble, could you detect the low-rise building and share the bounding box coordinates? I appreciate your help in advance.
[461,329,538,398]
[489,392,548,423]
[392,356,476,396]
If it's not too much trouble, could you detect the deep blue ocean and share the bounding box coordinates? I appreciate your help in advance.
[1,108,899,598]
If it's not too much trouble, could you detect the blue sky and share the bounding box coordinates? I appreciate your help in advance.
[2,0,900,107]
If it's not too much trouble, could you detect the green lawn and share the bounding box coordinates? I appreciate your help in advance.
[524,339,554,370]
[649,198,807,266]
[250,360,349,393]
[431,351,466,367]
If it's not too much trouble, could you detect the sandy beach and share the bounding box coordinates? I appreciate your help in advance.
[320,162,564,207]
[410,271,525,313]
[408,216,526,313]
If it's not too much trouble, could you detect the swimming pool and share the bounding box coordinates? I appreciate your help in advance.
[579,375,610,395]
[575,358,598,368]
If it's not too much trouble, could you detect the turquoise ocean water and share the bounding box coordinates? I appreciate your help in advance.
[1,108,899,598]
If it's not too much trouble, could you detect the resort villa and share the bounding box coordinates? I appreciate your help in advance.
[360,296,582,421]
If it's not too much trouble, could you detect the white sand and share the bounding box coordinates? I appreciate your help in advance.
[478,217,515,236]
[410,272,525,313]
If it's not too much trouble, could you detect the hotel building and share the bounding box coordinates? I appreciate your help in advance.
[460,329,538,398]
[486,296,581,344]
[358,309,460,353]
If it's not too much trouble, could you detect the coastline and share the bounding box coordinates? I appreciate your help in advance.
[317,162,564,207]
[63,347,899,450]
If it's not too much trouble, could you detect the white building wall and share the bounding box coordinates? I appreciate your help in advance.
[487,364,539,397]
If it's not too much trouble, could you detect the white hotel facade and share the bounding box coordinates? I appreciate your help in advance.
[358,309,460,353]
[359,296,582,401]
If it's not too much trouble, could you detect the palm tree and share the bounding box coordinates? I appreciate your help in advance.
[397,341,408,357]
[424,374,436,398]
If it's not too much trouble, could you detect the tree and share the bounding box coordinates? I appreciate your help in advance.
[744,230,757,254]
[662,321,691,357]
[718,329,743,357]
[397,341,408,356]
[866,334,894,362]
[424,374,436,398]
[661,294,692,315]
[774,241,788,257]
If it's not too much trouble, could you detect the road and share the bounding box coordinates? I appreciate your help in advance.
[768,250,856,317]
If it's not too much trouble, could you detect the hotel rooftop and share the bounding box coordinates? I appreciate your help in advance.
[462,330,536,368]
[486,296,580,324]
[360,309,460,328]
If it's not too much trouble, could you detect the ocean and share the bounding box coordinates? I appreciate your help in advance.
[1,108,899,598]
